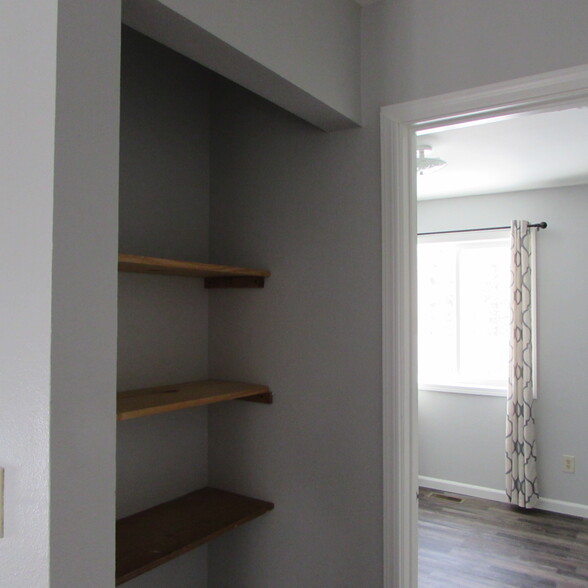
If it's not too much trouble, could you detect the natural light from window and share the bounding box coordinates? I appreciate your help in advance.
[418,232,510,396]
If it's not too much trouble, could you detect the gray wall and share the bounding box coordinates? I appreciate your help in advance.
[117,28,210,587]
[7,1,588,586]
[208,78,382,588]
[50,3,121,585]
[1,0,120,585]
[1,2,59,585]
[418,185,588,506]
[419,392,506,491]
[365,0,588,106]
[204,2,588,586]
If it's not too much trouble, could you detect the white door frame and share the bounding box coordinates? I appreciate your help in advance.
[381,63,588,588]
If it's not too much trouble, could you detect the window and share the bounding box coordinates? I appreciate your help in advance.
[418,230,510,396]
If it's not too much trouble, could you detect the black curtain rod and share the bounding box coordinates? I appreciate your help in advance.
[418,221,547,237]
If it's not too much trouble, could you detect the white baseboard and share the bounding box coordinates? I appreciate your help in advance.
[419,475,588,518]
[419,476,508,504]
[539,497,588,519]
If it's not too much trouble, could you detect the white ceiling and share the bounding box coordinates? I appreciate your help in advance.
[417,105,588,200]
[353,0,381,6]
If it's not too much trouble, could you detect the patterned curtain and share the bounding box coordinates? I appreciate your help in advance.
[505,220,539,508]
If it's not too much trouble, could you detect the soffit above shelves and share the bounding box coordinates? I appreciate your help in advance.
[122,0,361,131]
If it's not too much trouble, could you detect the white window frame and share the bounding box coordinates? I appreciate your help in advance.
[418,230,510,397]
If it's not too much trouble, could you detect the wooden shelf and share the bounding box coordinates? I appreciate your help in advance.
[117,379,272,421]
[116,487,274,585]
[118,254,270,287]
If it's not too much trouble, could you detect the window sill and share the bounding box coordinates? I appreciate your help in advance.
[418,383,506,397]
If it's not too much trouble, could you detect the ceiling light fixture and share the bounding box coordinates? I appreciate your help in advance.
[416,145,447,175]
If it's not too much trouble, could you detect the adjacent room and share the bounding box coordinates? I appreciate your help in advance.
[416,106,588,586]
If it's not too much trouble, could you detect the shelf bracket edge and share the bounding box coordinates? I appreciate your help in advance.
[204,276,265,288]
[238,392,273,404]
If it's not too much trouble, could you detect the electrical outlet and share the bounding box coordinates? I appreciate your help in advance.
[563,455,575,473]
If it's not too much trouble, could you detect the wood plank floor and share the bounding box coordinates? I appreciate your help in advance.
[419,487,588,587]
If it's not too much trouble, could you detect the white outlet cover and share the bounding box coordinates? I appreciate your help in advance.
[563,455,575,473]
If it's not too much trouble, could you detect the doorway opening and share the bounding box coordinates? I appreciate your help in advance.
[416,103,588,585]
[381,64,588,588]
